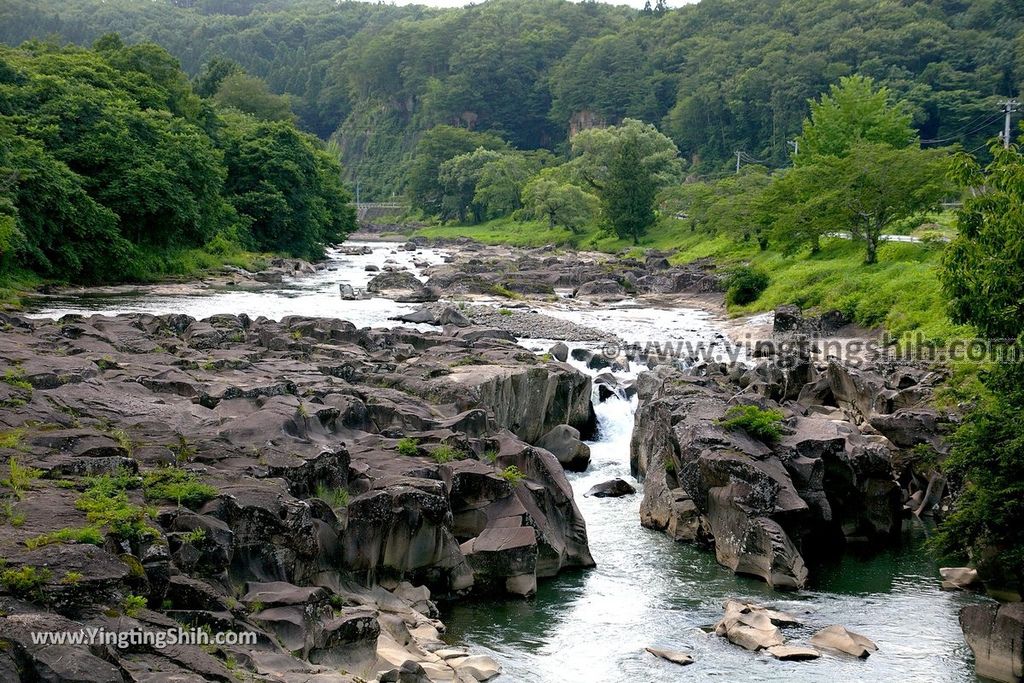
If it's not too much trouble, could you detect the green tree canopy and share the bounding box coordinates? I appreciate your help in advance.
[571,119,682,243]
[0,39,355,283]
[941,143,1024,340]
[214,72,295,122]
[795,75,917,163]
[221,112,354,260]
[784,143,948,263]
[406,125,506,216]
[521,172,600,233]
[937,143,1024,594]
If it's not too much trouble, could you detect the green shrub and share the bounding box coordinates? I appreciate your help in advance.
[76,471,156,541]
[725,266,770,306]
[489,284,521,299]
[933,362,1024,592]
[0,565,51,598]
[450,355,489,367]
[0,429,26,451]
[431,445,464,464]
[1,366,32,391]
[719,405,784,444]
[25,526,105,549]
[61,571,83,586]
[142,468,217,508]
[180,528,207,544]
[498,308,513,316]
[122,594,147,616]
[396,438,419,456]
[498,465,525,485]
[2,456,41,499]
[314,483,349,508]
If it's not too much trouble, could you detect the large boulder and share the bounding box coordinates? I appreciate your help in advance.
[960,602,1024,683]
[809,625,877,658]
[461,526,539,597]
[630,360,904,589]
[536,424,591,472]
[714,601,787,651]
[574,279,627,299]
[586,478,636,498]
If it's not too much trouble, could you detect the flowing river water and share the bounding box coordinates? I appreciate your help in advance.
[26,241,983,682]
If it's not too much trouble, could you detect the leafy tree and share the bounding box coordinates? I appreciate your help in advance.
[406,125,506,216]
[779,143,948,263]
[521,173,599,232]
[0,40,355,284]
[761,164,839,255]
[214,72,294,122]
[795,75,917,164]
[473,153,538,219]
[703,167,773,249]
[438,148,505,222]
[938,143,1024,592]
[937,360,1024,593]
[194,56,242,98]
[221,113,355,260]
[571,119,682,243]
[941,143,1024,339]
[0,125,128,281]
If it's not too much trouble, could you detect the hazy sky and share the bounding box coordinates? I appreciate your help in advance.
[387,0,701,7]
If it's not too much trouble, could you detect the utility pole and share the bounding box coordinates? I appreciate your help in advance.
[1000,99,1020,149]
[787,140,799,156]
[355,180,360,206]
[735,151,741,174]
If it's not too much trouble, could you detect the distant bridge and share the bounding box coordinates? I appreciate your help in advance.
[356,202,408,221]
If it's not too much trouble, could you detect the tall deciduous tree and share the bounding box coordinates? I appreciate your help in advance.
[406,125,506,216]
[571,119,682,243]
[521,173,599,233]
[221,113,354,260]
[214,72,295,122]
[766,143,948,263]
[795,75,917,164]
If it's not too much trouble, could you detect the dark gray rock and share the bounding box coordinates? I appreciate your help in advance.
[536,424,591,472]
[586,478,637,498]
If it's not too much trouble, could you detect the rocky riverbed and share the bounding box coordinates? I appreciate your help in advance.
[0,311,599,681]
[2,237,1016,682]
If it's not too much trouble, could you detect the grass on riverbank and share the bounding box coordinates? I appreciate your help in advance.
[416,218,576,248]
[414,215,969,344]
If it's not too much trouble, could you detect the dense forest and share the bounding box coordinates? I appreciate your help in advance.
[1,0,1020,199]
[0,37,355,284]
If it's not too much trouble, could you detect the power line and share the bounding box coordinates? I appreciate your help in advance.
[921,113,1003,145]
[964,140,991,156]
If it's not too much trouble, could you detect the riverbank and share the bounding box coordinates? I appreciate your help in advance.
[411,216,969,345]
[0,246,282,312]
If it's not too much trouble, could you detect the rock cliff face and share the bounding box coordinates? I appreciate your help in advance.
[0,312,595,681]
[630,351,949,590]
[960,601,1024,683]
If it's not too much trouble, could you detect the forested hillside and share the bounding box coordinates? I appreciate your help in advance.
[0,37,355,286]
[1,0,1020,199]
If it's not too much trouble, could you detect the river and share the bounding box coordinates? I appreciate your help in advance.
[26,241,983,682]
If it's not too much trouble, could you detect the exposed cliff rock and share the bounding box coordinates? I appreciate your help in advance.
[629,350,942,589]
[0,312,594,681]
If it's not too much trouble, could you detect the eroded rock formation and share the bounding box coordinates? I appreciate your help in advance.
[630,347,949,589]
[0,311,596,681]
